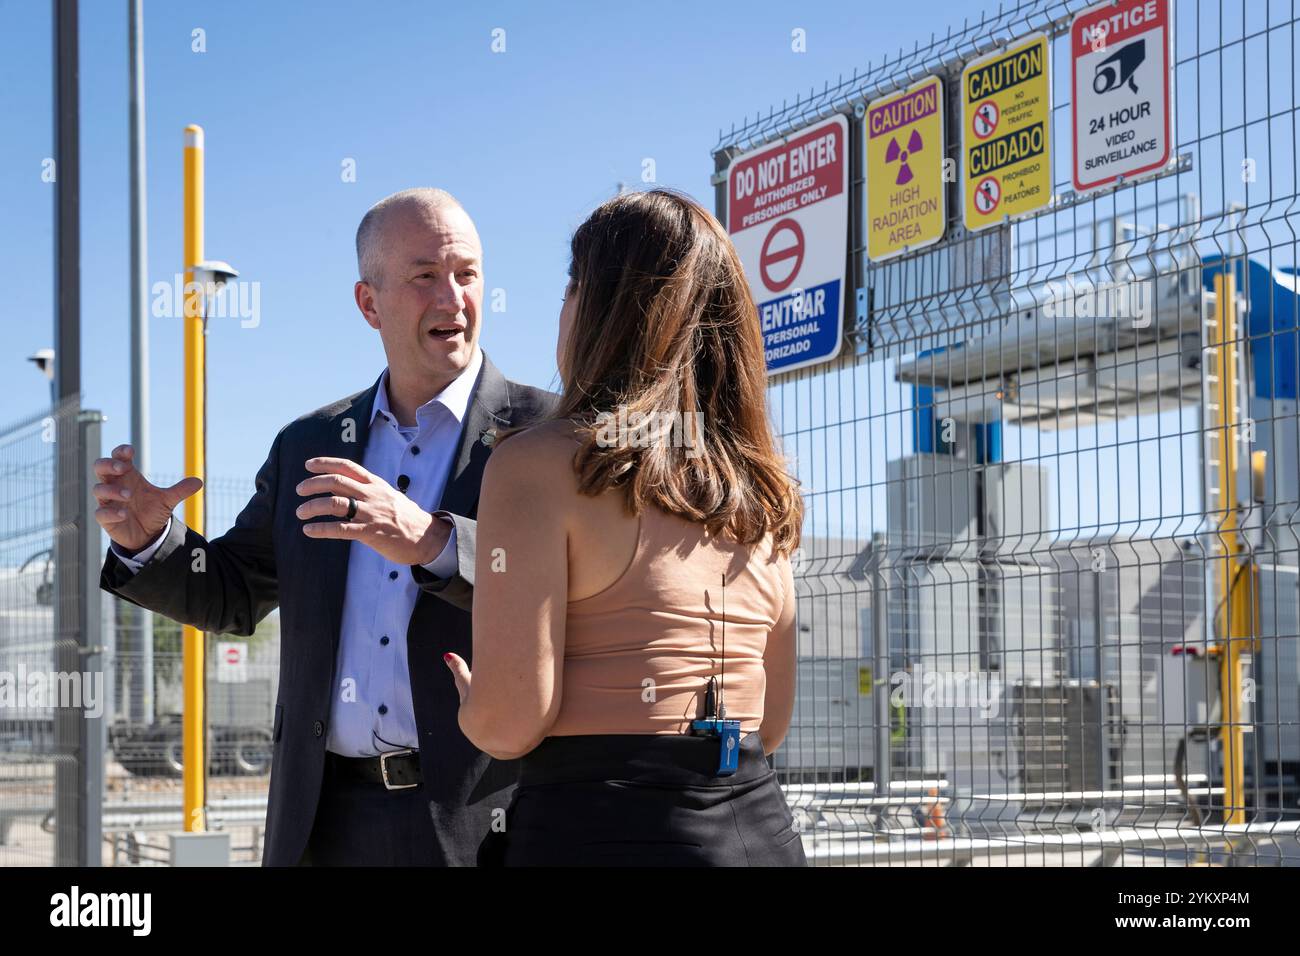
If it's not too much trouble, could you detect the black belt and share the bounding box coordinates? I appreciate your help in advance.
[326,748,422,790]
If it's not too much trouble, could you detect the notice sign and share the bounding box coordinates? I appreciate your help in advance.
[962,33,1052,230]
[1071,0,1171,192]
[867,75,946,261]
[216,641,248,684]
[728,114,849,375]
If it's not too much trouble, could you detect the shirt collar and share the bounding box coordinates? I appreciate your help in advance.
[370,345,483,429]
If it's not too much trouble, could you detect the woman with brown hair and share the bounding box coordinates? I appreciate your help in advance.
[443,188,806,866]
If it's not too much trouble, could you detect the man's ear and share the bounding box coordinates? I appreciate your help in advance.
[355,280,381,330]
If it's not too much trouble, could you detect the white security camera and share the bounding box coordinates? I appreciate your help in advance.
[191,260,239,291]
[27,348,55,381]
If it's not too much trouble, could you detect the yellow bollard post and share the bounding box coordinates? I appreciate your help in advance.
[1209,271,1253,833]
[182,124,207,832]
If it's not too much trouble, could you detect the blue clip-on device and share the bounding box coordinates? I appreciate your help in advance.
[690,574,741,776]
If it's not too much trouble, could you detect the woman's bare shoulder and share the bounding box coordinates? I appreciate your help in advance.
[483,419,584,496]
[493,419,583,461]
[507,418,585,447]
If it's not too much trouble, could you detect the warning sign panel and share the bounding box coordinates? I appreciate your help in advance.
[728,114,849,376]
[1071,0,1172,192]
[866,75,946,261]
[962,33,1052,231]
[216,641,248,684]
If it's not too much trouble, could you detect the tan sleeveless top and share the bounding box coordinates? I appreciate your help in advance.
[550,503,787,736]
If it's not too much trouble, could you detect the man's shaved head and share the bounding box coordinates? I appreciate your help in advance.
[355,187,478,286]
[352,187,485,420]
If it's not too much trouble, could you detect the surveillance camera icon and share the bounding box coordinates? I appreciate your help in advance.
[1093,39,1146,95]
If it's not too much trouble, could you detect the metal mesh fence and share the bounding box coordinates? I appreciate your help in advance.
[714,0,1300,865]
[0,401,103,867]
[102,475,278,865]
[0,418,275,867]
[0,407,63,866]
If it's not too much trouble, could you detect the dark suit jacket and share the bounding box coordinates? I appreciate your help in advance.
[100,351,559,865]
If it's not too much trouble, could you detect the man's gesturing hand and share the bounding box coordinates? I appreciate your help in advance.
[295,457,450,566]
[93,444,203,554]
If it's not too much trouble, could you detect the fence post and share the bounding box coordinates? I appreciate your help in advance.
[872,533,891,793]
[79,410,105,864]
[54,409,104,866]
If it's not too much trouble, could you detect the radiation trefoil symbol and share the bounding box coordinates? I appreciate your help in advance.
[885,129,924,185]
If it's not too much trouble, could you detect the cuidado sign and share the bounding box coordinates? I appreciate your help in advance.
[866,75,946,261]
[1071,0,1172,192]
[727,113,849,376]
[962,33,1052,230]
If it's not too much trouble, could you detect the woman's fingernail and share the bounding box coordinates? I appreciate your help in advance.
[443,653,453,663]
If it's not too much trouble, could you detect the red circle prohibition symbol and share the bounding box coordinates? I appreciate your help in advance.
[974,175,1001,214]
[225,648,240,664]
[972,99,1000,140]
[759,218,805,293]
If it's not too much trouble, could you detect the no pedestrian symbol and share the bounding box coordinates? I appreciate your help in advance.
[972,100,999,139]
[974,176,1001,214]
[759,218,805,293]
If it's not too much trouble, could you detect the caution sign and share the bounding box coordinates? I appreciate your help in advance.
[962,33,1051,231]
[1071,0,1172,192]
[727,114,849,376]
[866,75,946,261]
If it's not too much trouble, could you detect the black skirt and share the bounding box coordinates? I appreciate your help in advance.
[490,731,807,866]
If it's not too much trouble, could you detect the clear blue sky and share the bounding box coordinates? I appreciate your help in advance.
[2,0,974,483]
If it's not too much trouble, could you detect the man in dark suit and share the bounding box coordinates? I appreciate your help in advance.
[95,188,557,865]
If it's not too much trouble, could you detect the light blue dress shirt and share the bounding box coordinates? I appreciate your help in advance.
[111,346,481,758]
[325,346,480,755]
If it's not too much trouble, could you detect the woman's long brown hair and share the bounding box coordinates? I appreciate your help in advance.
[515,187,802,556]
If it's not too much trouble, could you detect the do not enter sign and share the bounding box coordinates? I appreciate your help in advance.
[727,114,849,376]
[217,641,248,684]
[759,218,805,293]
